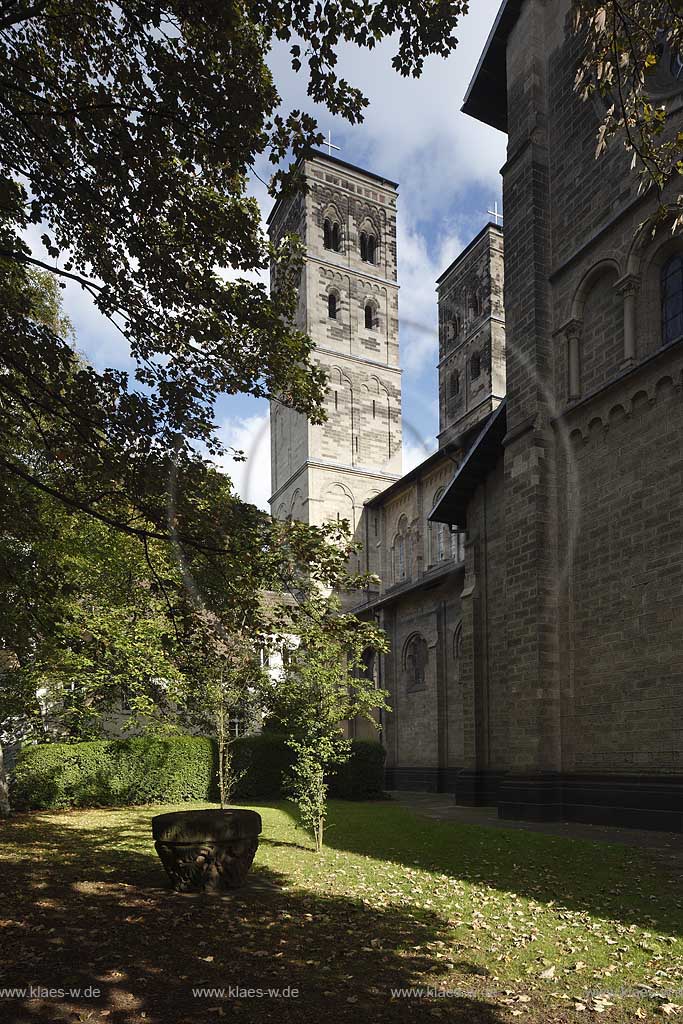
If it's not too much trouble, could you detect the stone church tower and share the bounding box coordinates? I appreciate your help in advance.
[437,223,505,446]
[268,150,402,562]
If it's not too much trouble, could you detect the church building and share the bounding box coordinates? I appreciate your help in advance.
[268,0,683,832]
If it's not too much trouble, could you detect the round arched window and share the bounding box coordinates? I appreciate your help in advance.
[662,252,683,345]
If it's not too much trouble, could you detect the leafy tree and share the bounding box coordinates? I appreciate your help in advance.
[572,1,683,228]
[0,0,466,571]
[176,615,267,808]
[263,594,389,853]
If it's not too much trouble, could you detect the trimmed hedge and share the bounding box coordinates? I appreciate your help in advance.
[328,739,386,799]
[231,733,295,800]
[10,733,387,810]
[231,734,386,801]
[11,735,217,811]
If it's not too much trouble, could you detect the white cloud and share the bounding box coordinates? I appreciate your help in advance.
[397,220,464,373]
[216,412,272,511]
[402,436,437,474]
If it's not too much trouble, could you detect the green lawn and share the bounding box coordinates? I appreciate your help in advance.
[0,799,681,1022]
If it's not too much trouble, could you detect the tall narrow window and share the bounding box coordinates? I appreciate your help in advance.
[449,370,460,398]
[323,219,332,249]
[393,515,409,583]
[360,232,377,263]
[662,253,683,345]
[397,534,405,580]
[404,634,428,691]
[470,352,481,380]
[332,222,341,252]
[365,304,374,329]
[328,292,337,319]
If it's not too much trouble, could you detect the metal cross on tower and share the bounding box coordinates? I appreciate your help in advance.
[487,200,503,226]
[323,130,341,156]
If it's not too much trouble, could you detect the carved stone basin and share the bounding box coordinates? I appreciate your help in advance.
[152,809,262,892]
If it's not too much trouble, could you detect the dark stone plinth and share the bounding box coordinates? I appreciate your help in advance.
[152,809,262,892]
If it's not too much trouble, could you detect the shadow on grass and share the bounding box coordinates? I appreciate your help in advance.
[279,799,683,939]
[0,811,506,1024]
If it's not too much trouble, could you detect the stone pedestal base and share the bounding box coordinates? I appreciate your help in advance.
[155,837,259,892]
[152,809,262,892]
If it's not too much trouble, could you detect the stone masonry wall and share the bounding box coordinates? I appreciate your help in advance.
[497,0,683,777]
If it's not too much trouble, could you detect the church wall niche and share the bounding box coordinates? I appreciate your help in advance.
[577,266,624,397]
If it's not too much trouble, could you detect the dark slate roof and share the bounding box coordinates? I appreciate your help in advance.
[429,401,507,527]
[461,0,524,133]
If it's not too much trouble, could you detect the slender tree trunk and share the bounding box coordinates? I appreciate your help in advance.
[0,742,10,817]
[217,703,226,810]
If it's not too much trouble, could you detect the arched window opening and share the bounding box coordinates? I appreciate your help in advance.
[324,218,341,251]
[393,515,409,583]
[470,352,481,380]
[404,634,428,691]
[328,292,337,319]
[396,534,405,580]
[662,252,683,345]
[364,303,374,329]
[372,399,376,419]
[453,313,462,339]
[360,232,377,264]
[449,370,460,398]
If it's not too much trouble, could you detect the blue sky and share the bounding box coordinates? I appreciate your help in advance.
[46,1,507,510]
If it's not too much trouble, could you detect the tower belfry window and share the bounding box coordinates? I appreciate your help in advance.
[365,304,374,329]
[324,218,341,252]
[470,352,481,380]
[328,293,337,319]
[360,232,377,264]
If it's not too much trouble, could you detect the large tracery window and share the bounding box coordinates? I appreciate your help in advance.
[662,253,683,345]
